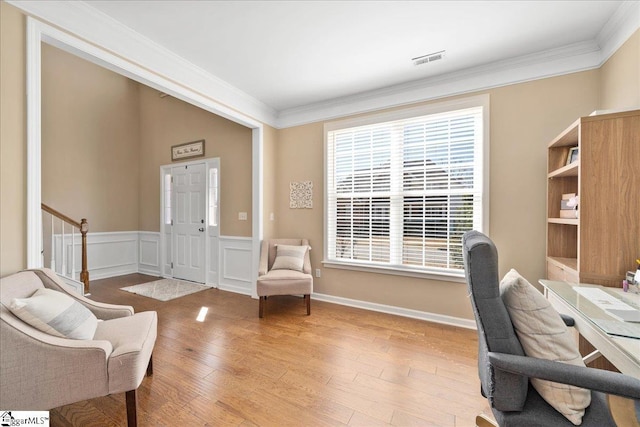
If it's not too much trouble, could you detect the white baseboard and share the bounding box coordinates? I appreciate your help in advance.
[217,283,252,296]
[312,292,477,330]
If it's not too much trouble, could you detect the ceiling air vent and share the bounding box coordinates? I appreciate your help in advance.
[412,50,445,66]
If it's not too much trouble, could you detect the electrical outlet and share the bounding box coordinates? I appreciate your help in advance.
[269,212,275,221]
[315,268,321,278]
[238,212,247,220]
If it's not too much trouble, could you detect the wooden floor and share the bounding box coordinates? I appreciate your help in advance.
[50,274,493,426]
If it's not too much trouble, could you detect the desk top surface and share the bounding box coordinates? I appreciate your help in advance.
[540,280,640,374]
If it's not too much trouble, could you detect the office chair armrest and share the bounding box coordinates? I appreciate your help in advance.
[560,313,575,327]
[488,352,640,399]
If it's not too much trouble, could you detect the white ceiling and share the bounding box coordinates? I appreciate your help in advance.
[84,0,629,114]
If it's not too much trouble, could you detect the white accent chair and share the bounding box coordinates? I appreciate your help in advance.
[257,239,313,318]
[0,268,157,427]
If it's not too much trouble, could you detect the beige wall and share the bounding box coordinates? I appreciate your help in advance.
[0,1,26,276]
[274,71,600,319]
[42,44,141,232]
[137,85,253,236]
[38,45,253,237]
[600,29,640,110]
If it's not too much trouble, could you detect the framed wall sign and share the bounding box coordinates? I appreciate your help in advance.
[172,139,205,161]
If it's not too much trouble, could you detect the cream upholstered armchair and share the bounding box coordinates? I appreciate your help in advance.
[0,268,157,427]
[257,239,313,318]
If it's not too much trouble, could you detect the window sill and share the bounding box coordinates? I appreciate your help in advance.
[321,260,466,283]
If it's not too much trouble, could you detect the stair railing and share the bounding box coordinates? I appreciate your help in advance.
[41,203,89,293]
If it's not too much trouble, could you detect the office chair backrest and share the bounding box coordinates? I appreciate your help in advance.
[462,230,528,411]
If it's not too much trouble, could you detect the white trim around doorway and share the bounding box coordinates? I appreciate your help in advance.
[24,17,263,298]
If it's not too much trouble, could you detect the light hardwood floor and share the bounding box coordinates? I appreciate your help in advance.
[50,274,493,426]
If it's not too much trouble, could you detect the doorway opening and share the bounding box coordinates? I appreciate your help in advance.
[27,18,263,298]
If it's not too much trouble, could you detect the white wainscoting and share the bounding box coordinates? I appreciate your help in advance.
[67,231,140,280]
[63,232,253,295]
[218,236,253,296]
[55,231,161,280]
[138,232,161,277]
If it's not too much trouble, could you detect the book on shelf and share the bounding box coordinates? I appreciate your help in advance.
[560,199,573,210]
[560,194,578,217]
[559,209,578,219]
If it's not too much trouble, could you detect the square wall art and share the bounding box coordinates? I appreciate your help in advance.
[290,181,313,209]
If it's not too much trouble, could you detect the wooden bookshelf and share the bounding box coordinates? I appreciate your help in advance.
[546,109,640,287]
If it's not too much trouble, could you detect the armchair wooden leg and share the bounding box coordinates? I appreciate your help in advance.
[126,389,137,427]
[305,294,310,315]
[259,296,266,318]
[146,355,153,376]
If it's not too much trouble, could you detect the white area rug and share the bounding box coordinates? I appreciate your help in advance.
[120,278,209,301]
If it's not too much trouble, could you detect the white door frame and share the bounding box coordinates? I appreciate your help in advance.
[160,158,220,286]
[24,17,263,298]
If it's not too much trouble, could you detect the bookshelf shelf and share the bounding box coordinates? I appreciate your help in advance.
[548,218,579,226]
[548,161,579,179]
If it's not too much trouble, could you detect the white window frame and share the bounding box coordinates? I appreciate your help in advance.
[323,94,490,282]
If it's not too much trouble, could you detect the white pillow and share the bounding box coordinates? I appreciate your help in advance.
[500,269,590,425]
[9,288,98,340]
[271,244,308,272]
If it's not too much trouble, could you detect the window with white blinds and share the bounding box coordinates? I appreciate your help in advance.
[325,99,487,278]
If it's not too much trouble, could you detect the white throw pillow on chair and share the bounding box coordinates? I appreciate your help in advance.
[9,287,98,340]
[271,244,308,272]
[500,269,590,426]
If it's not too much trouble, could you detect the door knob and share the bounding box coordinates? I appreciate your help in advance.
[198,227,205,232]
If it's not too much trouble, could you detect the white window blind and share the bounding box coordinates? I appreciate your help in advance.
[326,105,485,277]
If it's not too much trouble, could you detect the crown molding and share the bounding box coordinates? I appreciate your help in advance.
[275,40,603,128]
[277,1,639,128]
[597,0,640,63]
[277,0,640,128]
[7,0,279,127]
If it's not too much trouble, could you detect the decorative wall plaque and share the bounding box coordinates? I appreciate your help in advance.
[171,139,205,161]
[290,181,313,209]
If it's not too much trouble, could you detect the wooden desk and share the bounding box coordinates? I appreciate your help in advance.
[539,280,640,379]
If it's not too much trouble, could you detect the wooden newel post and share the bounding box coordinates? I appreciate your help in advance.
[80,218,90,294]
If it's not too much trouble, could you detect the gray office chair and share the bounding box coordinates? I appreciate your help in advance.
[462,230,640,427]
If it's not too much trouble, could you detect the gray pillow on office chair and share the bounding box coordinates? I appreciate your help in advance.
[500,269,591,425]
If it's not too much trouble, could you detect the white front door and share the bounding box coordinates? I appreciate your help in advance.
[172,163,206,283]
